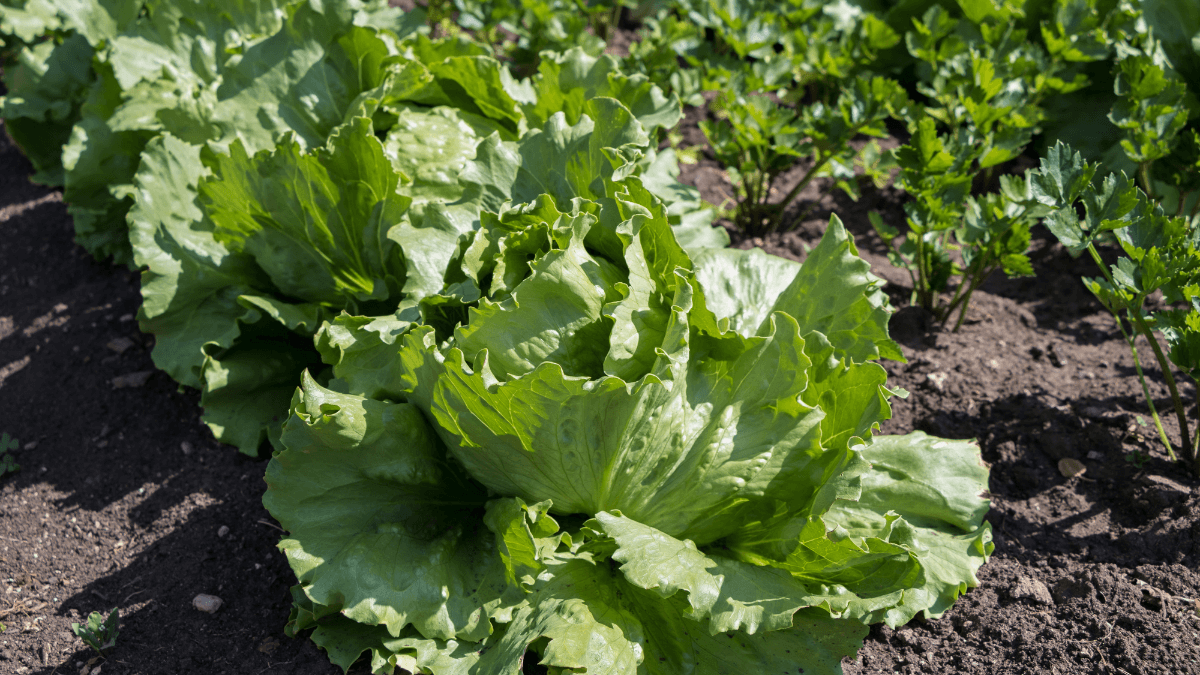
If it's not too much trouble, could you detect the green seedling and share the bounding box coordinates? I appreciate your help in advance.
[1125,449,1150,469]
[701,76,907,236]
[0,433,18,478]
[71,608,119,655]
[875,118,1041,330]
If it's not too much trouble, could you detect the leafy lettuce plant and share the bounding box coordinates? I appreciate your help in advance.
[701,76,908,236]
[1027,142,1200,475]
[264,180,993,674]
[129,36,712,455]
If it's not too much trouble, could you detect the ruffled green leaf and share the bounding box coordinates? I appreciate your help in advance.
[478,555,866,675]
[691,217,901,364]
[199,117,410,307]
[822,432,994,620]
[512,98,649,207]
[411,290,848,545]
[264,374,529,642]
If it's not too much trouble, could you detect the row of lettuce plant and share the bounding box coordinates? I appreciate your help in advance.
[0,1,997,672]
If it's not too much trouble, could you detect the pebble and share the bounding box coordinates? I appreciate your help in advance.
[111,371,154,389]
[926,372,948,392]
[105,337,136,354]
[1087,450,1104,460]
[193,594,223,613]
[181,441,192,456]
[1010,575,1054,606]
[217,525,229,538]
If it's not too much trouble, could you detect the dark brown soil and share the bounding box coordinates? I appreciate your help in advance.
[0,82,1198,675]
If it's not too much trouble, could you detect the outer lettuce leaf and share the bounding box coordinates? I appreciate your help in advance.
[596,511,830,634]
[692,215,903,364]
[287,589,481,675]
[0,0,62,46]
[132,118,436,454]
[727,432,994,627]
[2,35,95,185]
[130,133,261,390]
[263,374,538,643]
[822,432,993,619]
[200,118,410,306]
[476,554,866,675]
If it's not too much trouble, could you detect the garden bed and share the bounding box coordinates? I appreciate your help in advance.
[0,78,1199,675]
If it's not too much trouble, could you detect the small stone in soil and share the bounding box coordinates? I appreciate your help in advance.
[180,441,192,455]
[111,371,154,388]
[1047,343,1065,367]
[1087,450,1104,460]
[193,594,223,613]
[926,372,948,392]
[105,337,136,354]
[217,525,229,538]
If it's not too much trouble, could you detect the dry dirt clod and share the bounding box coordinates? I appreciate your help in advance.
[193,594,223,613]
[1009,576,1054,606]
[1139,475,1192,500]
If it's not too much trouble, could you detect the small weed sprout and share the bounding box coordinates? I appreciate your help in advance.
[0,433,18,477]
[71,608,119,654]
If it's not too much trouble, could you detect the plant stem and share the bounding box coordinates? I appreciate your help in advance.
[1139,161,1155,198]
[1123,321,1179,462]
[1129,309,1194,459]
[769,150,834,232]
[949,264,990,332]
[1086,244,1182,460]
